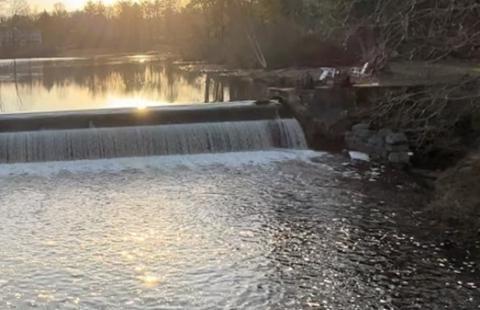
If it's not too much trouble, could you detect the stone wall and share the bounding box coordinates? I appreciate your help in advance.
[345,123,411,164]
[268,85,412,164]
[268,86,355,151]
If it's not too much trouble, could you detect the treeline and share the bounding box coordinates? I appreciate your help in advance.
[1,1,178,52]
[1,0,480,67]
[171,0,480,67]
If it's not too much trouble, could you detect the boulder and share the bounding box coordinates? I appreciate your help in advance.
[346,124,411,165]
[368,135,385,147]
[386,133,408,145]
[352,123,370,132]
[378,128,394,137]
[349,151,370,162]
[386,144,410,152]
[357,129,374,141]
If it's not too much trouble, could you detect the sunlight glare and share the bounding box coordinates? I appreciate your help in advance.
[107,97,163,110]
[138,274,162,288]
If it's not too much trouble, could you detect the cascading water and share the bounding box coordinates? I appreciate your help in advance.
[0,119,307,163]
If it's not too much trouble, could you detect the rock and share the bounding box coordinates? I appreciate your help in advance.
[388,152,411,164]
[351,124,374,141]
[346,126,411,165]
[349,151,370,162]
[367,134,387,159]
[386,144,410,152]
[356,129,374,140]
[352,123,370,132]
[350,124,373,140]
[386,132,408,145]
[346,135,371,153]
[368,135,385,147]
[378,128,394,137]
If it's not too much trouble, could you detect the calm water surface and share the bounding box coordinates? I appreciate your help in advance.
[0,55,255,113]
[0,151,479,309]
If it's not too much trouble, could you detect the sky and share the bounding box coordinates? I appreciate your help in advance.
[27,0,122,12]
[2,0,186,15]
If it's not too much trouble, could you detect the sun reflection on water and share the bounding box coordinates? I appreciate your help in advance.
[138,274,162,288]
[106,97,165,110]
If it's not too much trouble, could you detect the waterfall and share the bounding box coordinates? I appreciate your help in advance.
[0,119,307,163]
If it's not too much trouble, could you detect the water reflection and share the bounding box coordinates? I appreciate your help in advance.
[0,55,262,113]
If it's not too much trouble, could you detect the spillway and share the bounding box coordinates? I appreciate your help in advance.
[0,102,308,163]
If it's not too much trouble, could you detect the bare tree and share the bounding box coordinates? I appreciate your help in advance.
[3,0,29,109]
[0,1,7,19]
[8,0,28,16]
[341,0,480,66]
[53,2,67,15]
[366,76,480,156]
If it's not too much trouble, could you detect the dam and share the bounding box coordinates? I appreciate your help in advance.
[0,101,307,163]
[0,56,478,310]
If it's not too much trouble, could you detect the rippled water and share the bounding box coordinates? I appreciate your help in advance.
[0,151,479,309]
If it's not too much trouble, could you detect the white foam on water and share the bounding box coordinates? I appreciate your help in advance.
[0,150,324,176]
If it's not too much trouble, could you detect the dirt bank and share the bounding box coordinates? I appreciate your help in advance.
[431,153,480,234]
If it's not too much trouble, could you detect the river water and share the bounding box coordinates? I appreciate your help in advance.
[0,55,257,113]
[0,151,479,309]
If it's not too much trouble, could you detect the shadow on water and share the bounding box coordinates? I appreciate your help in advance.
[0,55,265,113]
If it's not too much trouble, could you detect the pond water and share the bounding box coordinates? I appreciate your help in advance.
[0,151,479,309]
[0,55,257,113]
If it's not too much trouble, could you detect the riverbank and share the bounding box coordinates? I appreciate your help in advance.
[0,47,175,60]
[178,60,480,158]
[177,60,480,249]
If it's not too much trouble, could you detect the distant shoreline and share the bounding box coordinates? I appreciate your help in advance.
[0,46,175,60]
